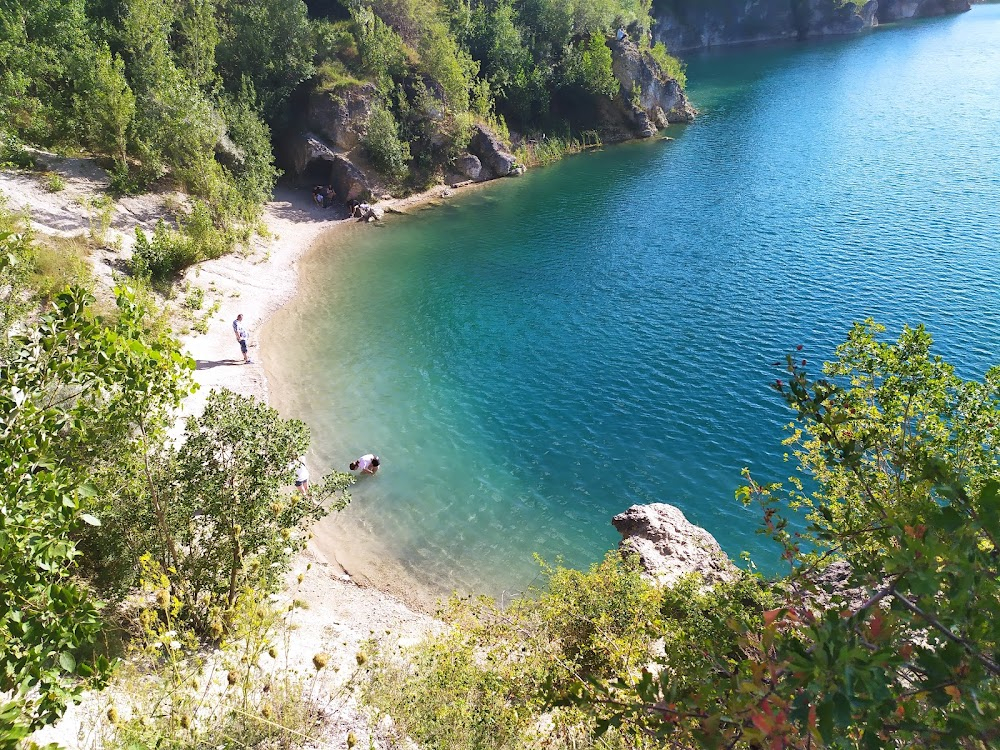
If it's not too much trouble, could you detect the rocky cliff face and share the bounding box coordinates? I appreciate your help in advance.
[600,36,695,141]
[612,503,737,587]
[307,84,377,152]
[652,0,967,52]
[877,0,971,21]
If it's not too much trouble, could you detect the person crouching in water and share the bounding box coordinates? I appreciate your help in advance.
[350,454,380,475]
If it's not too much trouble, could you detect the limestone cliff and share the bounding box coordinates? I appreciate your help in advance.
[609,36,696,138]
[652,0,968,51]
[877,0,971,22]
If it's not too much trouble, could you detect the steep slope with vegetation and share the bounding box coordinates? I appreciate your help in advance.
[1,0,690,226]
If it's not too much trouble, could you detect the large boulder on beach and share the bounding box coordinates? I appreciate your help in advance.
[612,503,737,587]
[469,125,516,178]
[329,154,373,202]
[453,153,483,181]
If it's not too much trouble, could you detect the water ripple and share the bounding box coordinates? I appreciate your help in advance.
[265,6,1000,597]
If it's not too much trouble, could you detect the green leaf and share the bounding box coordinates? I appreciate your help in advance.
[79,513,101,527]
[58,652,76,673]
[817,698,834,743]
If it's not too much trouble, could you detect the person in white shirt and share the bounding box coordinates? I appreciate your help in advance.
[294,457,309,495]
[232,313,251,364]
[350,454,380,474]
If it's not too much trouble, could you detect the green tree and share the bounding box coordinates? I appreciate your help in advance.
[565,33,618,98]
[220,82,280,208]
[1,285,192,743]
[120,0,223,181]
[351,6,407,97]
[164,389,351,633]
[78,43,136,167]
[176,0,221,91]
[418,19,478,111]
[364,101,411,179]
[216,0,315,122]
[0,0,96,145]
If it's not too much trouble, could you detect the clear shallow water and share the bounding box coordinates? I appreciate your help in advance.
[266,5,1000,598]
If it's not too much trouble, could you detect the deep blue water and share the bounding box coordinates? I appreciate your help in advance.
[264,5,1000,599]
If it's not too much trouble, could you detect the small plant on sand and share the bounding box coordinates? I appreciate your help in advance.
[43,172,66,192]
[182,284,204,310]
[82,195,114,246]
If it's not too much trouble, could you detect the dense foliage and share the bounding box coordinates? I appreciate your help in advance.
[1,0,685,200]
[0,231,352,744]
[363,323,1000,749]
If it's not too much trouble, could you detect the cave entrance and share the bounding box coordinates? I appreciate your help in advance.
[303,157,333,187]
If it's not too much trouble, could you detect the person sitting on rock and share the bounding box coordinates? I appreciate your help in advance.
[616,26,627,42]
[322,185,336,208]
[312,186,324,207]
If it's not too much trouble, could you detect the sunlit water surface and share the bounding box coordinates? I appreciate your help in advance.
[264,5,1000,599]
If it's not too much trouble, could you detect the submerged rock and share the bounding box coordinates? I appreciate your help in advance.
[612,503,737,587]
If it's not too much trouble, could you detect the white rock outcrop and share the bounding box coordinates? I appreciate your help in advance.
[612,503,737,587]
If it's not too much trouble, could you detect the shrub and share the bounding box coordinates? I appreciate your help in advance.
[364,102,411,179]
[43,172,65,192]
[0,132,38,170]
[0,212,35,360]
[362,552,664,748]
[129,220,194,283]
[647,42,686,89]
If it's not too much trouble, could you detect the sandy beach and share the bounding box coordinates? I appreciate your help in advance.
[1,154,473,747]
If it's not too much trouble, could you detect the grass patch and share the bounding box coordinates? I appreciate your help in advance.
[514,131,601,168]
[44,172,66,192]
[315,60,366,94]
[32,234,93,302]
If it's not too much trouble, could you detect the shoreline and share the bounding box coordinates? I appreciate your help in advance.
[181,179,501,613]
[2,158,463,747]
[0,155,490,617]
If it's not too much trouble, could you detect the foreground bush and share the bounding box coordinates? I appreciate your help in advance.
[362,553,742,749]
[560,323,1000,748]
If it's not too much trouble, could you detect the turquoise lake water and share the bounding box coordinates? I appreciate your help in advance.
[265,4,1000,600]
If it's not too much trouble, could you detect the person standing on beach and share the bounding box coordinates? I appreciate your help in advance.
[294,456,310,495]
[233,313,252,364]
[350,454,380,475]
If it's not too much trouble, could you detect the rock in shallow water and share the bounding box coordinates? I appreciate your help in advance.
[612,503,738,587]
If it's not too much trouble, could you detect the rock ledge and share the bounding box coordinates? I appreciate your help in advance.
[612,503,737,587]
